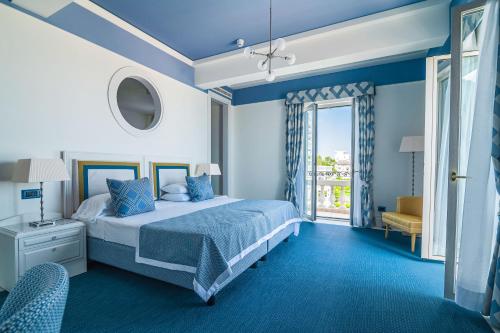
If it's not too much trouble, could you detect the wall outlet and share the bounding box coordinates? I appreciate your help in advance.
[21,189,41,200]
[377,206,386,212]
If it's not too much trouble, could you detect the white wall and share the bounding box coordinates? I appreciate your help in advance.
[229,100,287,200]
[373,81,425,214]
[230,81,425,217]
[0,5,208,219]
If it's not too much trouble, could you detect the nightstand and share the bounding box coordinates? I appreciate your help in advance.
[0,218,87,291]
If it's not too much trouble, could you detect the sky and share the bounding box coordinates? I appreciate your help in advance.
[317,106,352,158]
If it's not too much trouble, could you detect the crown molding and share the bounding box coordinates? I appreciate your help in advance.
[73,0,193,66]
[194,0,450,89]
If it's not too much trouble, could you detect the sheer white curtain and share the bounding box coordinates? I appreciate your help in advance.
[455,0,499,311]
[433,77,450,257]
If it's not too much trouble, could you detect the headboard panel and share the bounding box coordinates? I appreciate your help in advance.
[77,161,141,202]
[63,152,195,217]
[150,162,190,199]
[63,151,146,218]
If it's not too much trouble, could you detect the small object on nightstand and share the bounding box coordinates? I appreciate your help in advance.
[0,217,86,291]
[12,158,70,228]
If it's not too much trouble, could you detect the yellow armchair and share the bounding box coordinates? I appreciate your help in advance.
[382,196,423,253]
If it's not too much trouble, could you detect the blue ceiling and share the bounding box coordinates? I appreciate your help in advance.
[90,0,424,60]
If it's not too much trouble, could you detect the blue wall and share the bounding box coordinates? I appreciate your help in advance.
[232,58,426,105]
[233,0,475,105]
[1,1,196,88]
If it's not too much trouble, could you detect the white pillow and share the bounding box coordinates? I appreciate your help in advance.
[72,193,112,223]
[161,183,188,194]
[160,193,191,202]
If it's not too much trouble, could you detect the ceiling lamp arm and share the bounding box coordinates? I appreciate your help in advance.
[241,0,295,82]
[252,51,268,57]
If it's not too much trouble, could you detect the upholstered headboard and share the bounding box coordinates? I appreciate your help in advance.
[62,152,194,218]
[62,152,145,218]
[76,161,141,202]
[150,162,190,199]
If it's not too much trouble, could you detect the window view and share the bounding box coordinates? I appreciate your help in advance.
[305,103,353,221]
[316,105,352,220]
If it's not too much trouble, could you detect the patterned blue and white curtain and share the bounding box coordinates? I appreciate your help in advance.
[356,95,375,227]
[285,82,375,224]
[482,0,500,326]
[285,103,305,209]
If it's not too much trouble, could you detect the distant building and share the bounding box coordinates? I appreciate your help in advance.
[334,151,351,177]
[333,151,350,161]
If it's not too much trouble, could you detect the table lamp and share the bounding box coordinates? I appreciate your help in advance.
[195,163,221,177]
[12,158,70,227]
[399,136,424,196]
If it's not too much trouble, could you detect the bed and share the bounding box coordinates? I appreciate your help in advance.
[63,153,302,305]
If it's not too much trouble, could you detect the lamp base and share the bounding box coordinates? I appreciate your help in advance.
[29,220,56,228]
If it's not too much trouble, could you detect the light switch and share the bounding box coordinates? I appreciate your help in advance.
[21,189,41,200]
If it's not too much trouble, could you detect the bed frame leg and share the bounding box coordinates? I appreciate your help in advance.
[284,236,289,243]
[207,296,216,306]
[250,262,258,269]
[259,255,267,262]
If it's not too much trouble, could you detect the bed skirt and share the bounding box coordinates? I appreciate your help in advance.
[87,223,297,299]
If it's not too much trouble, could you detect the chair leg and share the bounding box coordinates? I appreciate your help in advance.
[384,224,389,239]
[411,233,416,253]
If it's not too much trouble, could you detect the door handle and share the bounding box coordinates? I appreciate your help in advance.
[450,171,468,182]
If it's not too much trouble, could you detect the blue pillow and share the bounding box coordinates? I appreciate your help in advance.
[185,174,214,202]
[106,177,155,217]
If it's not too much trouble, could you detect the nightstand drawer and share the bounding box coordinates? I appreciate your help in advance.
[22,240,82,273]
[22,227,81,248]
[0,219,87,291]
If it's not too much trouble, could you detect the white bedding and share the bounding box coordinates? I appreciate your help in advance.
[86,196,240,247]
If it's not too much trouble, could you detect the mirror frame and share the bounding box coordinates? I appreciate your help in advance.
[108,67,164,136]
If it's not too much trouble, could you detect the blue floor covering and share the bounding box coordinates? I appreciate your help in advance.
[0,223,492,332]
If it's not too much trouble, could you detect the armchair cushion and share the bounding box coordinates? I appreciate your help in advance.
[0,263,69,333]
[382,212,422,233]
[396,196,423,217]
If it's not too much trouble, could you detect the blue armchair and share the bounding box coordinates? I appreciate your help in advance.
[0,263,69,333]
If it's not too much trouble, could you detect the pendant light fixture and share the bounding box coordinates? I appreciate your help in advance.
[243,0,296,82]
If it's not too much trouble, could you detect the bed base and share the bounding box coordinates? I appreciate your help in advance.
[87,223,298,305]
[207,296,216,306]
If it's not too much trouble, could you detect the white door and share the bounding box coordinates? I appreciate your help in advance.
[304,104,317,221]
[445,0,496,300]
[422,55,451,261]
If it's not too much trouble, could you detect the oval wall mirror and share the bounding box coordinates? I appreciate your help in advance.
[108,67,164,136]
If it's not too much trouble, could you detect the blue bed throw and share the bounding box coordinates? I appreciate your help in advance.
[136,200,301,301]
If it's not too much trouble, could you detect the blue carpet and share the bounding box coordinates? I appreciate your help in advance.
[0,223,491,332]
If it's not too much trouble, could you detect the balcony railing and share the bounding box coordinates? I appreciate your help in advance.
[316,179,351,217]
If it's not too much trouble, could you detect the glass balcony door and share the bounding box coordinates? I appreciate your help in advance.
[304,99,354,222]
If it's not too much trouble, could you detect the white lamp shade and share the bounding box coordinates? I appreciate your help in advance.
[195,163,221,176]
[399,136,424,153]
[265,70,276,82]
[272,38,286,51]
[12,158,70,183]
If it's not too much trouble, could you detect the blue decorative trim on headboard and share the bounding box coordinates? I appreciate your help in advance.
[151,163,190,199]
[78,161,140,202]
[285,81,375,104]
